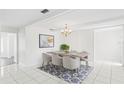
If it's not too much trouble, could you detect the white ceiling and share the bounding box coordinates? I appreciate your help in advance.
[32,9,124,30]
[1,9,124,29]
[0,9,67,28]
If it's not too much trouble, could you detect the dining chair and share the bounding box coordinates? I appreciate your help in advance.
[51,54,63,67]
[63,56,81,72]
[42,53,52,66]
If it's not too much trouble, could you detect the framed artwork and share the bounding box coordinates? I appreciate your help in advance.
[39,34,54,48]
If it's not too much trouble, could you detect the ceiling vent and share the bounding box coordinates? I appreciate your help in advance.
[41,9,49,14]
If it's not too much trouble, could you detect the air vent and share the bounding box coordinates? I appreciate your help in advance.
[41,9,49,14]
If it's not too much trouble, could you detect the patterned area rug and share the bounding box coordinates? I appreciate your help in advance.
[38,64,93,84]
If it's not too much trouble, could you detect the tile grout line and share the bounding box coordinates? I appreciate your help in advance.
[34,69,66,83]
[110,63,112,84]
[8,72,19,84]
[19,68,52,84]
[7,65,38,84]
[34,68,65,81]
[17,66,61,84]
[17,68,42,83]
[2,65,18,84]
[93,62,105,84]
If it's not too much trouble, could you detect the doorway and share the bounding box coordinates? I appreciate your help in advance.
[0,32,17,67]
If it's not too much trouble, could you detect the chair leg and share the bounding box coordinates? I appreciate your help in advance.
[42,61,45,67]
[54,65,57,68]
[86,61,89,68]
[77,68,79,73]
[75,69,79,73]
[48,60,52,65]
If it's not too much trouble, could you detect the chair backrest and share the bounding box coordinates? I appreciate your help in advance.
[63,56,80,70]
[42,53,51,65]
[51,54,62,66]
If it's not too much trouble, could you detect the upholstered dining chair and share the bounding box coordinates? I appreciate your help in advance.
[63,56,81,71]
[51,54,63,67]
[42,53,52,66]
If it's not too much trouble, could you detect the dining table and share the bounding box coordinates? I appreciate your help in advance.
[47,51,89,66]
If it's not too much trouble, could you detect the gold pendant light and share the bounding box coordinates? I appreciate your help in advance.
[61,24,72,37]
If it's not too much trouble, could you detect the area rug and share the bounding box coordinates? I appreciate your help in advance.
[38,64,93,84]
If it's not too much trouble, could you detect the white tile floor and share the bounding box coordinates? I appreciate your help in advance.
[82,61,124,84]
[0,61,124,84]
[0,63,68,84]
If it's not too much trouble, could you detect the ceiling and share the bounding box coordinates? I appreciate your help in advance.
[1,9,124,29]
[32,9,124,30]
[0,9,67,28]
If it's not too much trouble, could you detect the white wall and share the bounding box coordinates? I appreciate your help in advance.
[8,33,17,62]
[62,30,94,66]
[18,28,26,65]
[94,26,124,63]
[18,25,63,66]
[0,25,18,33]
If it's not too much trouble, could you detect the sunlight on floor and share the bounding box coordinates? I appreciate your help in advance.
[0,67,4,77]
[95,60,123,66]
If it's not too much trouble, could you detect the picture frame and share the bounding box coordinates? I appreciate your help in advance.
[39,34,54,48]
